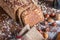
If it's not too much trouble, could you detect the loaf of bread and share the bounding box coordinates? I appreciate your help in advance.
[21,6,44,26]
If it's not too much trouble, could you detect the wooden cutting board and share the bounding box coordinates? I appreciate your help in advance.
[21,27,44,40]
[0,0,33,20]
